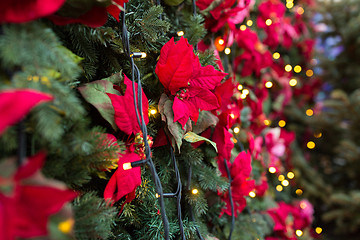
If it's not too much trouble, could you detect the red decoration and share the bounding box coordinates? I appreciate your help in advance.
[0,89,53,135]
[155,37,227,128]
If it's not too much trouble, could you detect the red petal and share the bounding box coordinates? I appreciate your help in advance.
[191,65,227,90]
[190,88,220,112]
[14,152,46,181]
[0,89,53,135]
[173,97,191,128]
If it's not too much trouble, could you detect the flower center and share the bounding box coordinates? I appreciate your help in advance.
[176,88,190,100]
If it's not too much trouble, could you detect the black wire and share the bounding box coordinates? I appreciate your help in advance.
[17,120,26,167]
[192,0,198,52]
[224,159,235,240]
[121,4,170,239]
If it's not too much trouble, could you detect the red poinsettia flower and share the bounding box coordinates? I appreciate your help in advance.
[219,151,255,217]
[0,89,53,135]
[0,0,65,23]
[155,37,227,128]
[256,0,286,29]
[0,152,77,239]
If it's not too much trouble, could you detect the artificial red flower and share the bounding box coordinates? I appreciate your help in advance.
[0,152,77,239]
[107,75,149,135]
[0,89,53,135]
[219,151,255,217]
[256,0,286,28]
[155,37,227,128]
[0,0,65,23]
[254,174,268,197]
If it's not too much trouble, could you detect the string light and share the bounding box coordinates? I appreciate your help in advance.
[265,19,272,26]
[240,93,247,99]
[265,81,273,88]
[230,113,235,119]
[315,227,323,234]
[58,219,74,234]
[314,132,322,138]
[177,31,184,36]
[306,69,314,77]
[247,20,253,26]
[295,230,303,237]
[300,201,307,209]
[278,120,286,127]
[231,137,238,143]
[264,119,271,126]
[297,7,305,15]
[273,52,280,59]
[289,78,297,87]
[240,25,247,31]
[224,47,231,55]
[233,127,240,134]
[123,162,132,170]
[307,141,315,149]
[281,179,289,186]
[286,2,294,9]
[141,52,147,58]
[218,39,225,45]
[237,84,243,91]
[296,189,303,195]
[276,185,283,191]
[249,191,256,198]
[242,89,250,95]
[285,64,292,72]
[306,109,313,116]
[278,175,285,181]
[269,167,276,173]
[294,65,302,73]
[156,193,160,198]
[150,109,157,115]
[287,172,295,179]
[192,189,199,195]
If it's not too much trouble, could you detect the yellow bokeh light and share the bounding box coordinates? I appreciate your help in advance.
[249,191,256,198]
[306,109,313,116]
[289,78,297,87]
[192,189,199,194]
[294,65,302,73]
[240,93,247,99]
[281,179,289,187]
[285,64,292,72]
[123,162,132,170]
[315,227,323,234]
[297,7,305,15]
[314,132,322,138]
[141,52,147,58]
[295,230,303,237]
[247,20,253,26]
[273,52,280,59]
[307,141,315,149]
[276,185,283,192]
[234,127,240,134]
[265,19,272,26]
[242,89,250,95]
[230,113,235,119]
[269,167,276,173]
[306,69,314,77]
[155,193,160,198]
[300,201,307,209]
[237,84,243,91]
[264,119,271,126]
[286,2,294,9]
[287,172,295,179]
[218,39,225,45]
[150,109,157,115]
[224,47,231,55]
[58,219,74,234]
[278,175,285,181]
[278,120,286,128]
[265,81,273,88]
[240,25,247,31]
[296,189,303,195]
[177,31,184,37]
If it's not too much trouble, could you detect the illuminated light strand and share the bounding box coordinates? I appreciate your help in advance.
[177,31,184,36]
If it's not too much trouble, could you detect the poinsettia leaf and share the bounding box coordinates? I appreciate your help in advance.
[78,79,119,131]
[191,65,227,89]
[184,132,217,152]
[192,111,219,134]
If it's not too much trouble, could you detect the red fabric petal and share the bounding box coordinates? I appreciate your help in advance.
[0,89,53,135]
[14,152,46,181]
[0,0,65,23]
[173,97,191,128]
[191,65,227,89]
[107,75,149,135]
[107,0,128,21]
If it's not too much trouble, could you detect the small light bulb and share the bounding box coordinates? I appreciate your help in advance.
[276,185,283,192]
[233,127,240,134]
[294,65,302,73]
[155,193,160,198]
[265,19,272,26]
[240,25,247,31]
[192,189,199,195]
[246,20,253,26]
[230,113,235,119]
[58,219,74,234]
[265,81,273,88]
[281,180,289,186]
[177,31,184,36]
[242,89,250,95]
[285,64,292,72]
[249,191,256,198]
[141,52,147,58]
[286,2,294,9]
[300,201,307,209]
[287,172,295,179]
[295,230,303,237]
[237,84,243,91]
[264,119,271,126]
[123,162,132,170]
[224,47,231,55]
[297,7,305,15]
[273,52,280,59]
[306,69,314,77]
[307,141,315,149]
[278,120,286,128]
[289,78,297,87]
[240,93,247,99]
[314,132,322,138]
[296,189,303,195]
[315,227,322,234]
[232,137,238,143]
[306,109,313,116]
[278,175,285,181]
[218,39,225,46]
[150,109,157,115]
[269,167,276,173]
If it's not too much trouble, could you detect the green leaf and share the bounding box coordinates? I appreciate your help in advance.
[78,79,120,131]
[184,132,217,152]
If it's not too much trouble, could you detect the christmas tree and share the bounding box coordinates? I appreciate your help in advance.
[0,0,322,239]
